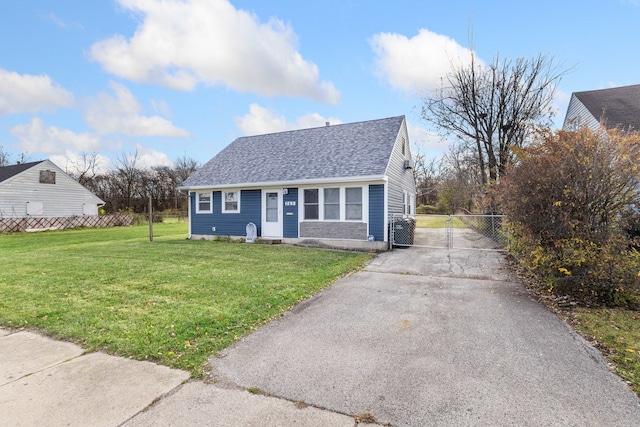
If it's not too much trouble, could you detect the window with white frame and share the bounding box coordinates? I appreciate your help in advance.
[304,186,365,221]
[222,191,240,213]
[323,188,340,220]
[402,190,414,215]
[345,187,362,220]
[196,192,212,213]
[304,189,319,220]
[403,191,407,214]
[410,193,415,215]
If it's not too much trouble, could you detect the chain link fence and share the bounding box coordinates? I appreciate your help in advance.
[391,214,509,251]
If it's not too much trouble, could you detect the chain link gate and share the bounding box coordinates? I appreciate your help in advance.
[391,214,508,251]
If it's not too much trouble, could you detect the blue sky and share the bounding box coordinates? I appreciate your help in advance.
[1,0,639,173]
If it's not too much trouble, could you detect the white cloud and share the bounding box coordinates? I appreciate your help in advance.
[0,68,73,114]
[10,118,100,155]
[370,29,476,96]
[235,103,342,135]
[406,119,447,160]
[120,143,174,169]
[42,12,84,30]
[50,150,113,175]
[150,98,172,117]
[90,0,340,104]
[84,81,190,137]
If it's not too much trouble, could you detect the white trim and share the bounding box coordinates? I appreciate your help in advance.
[383,182,389,242]
[195,191,212,213]
[261,189,283,238]
[410,193,415,215]
[221,190,240,213]
[178,175,387,192]
[345,186,365,221]
[301,188,319,220]
[323,187,341,220]
[187,191,192,238]
[298,184,368,223]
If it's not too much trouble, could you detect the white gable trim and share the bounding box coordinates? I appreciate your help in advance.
[179,175,388,192]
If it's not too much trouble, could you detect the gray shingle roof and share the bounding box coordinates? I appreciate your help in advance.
[180,116,405,188]
[574,84,640,131]
[0,161,45,184]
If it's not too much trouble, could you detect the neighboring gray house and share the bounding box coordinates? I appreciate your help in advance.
[0,159,104,219]
[563,84,640,132]
[178,116,416,250]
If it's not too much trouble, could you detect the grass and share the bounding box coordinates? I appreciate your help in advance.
[0,223,371,377]
[571,308,640,394]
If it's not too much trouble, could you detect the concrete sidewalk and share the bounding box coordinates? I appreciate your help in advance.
[0,329,355,427]
[0,330,189,427]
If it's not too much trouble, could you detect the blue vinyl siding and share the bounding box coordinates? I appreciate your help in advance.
[190,189,262,236]
[368,184,385,241]
[283,188,298,238]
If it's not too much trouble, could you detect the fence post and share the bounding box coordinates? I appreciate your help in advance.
[389,214,394,251]
[148,195,153,242]
[446,215,453,253]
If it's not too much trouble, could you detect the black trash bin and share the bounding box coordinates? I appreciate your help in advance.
[393,217,416,247]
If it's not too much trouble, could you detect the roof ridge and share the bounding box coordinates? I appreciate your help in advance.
[574,83,640,96]
[237,115,405,139]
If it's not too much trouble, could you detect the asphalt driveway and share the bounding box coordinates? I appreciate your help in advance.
[209,245,640,426]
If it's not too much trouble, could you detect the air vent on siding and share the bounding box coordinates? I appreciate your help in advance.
[403,159,414,170]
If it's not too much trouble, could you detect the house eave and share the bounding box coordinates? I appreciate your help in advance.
[178,175,389,192]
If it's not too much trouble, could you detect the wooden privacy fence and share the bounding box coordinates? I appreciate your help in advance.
[0,214,134,233]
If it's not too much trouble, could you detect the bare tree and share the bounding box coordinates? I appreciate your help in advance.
[421,53,567,186]
[0,145,10,166]
[66,152,100,186]
[437,140,485,213]
[113,149,144,211]
[412,146,442,207]
[173,155,199,184]
[16,151,31,164]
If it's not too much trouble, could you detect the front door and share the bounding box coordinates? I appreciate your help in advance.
[262,190,282,238]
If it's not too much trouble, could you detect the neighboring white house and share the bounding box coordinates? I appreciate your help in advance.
[0,159,104,219]
[563,84,640,132]
[178,116,417,250]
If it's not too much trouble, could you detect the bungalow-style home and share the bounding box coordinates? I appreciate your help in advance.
[563,84,640,132]
[0,159,104,227]
[178,115,416,250]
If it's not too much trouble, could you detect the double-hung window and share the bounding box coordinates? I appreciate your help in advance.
[345,187,362,220]
[304,189,319,220]
[196,192,212,213]
[323,188,340,220]
[222,191,240,213]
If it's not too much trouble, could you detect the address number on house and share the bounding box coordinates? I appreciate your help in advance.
[284,201,296,206]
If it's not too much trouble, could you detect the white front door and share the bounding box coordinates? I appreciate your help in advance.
[262,190,282,238]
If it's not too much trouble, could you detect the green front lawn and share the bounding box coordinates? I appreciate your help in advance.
[0,223,371,377]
